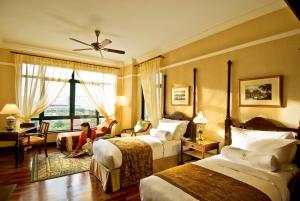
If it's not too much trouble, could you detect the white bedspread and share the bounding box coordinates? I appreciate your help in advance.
[92,135,180,170]
[140,155,299,201]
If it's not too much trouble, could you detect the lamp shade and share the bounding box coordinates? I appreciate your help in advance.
[0,104,19,115]
[117,96,127,107]
[193,111,207,124]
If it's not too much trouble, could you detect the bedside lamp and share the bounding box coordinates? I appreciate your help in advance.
[0,104,20,130]
[193,111,207,141]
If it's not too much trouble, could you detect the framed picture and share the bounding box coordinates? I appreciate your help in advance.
[239,75,282,107]
[171,86,189,105]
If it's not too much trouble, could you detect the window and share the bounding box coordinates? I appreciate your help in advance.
[75,84,96,116]
[44,83,70,116]
[28,69,116,131]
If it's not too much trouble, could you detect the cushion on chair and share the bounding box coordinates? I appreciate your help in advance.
[20,136,44,146]
[97,125,108,133]
[134,120,149,132]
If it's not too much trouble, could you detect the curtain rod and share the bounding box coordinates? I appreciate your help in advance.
[10,51,120,70]
[135,55,164,67]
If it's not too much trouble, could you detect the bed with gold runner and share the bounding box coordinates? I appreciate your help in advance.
[90,135,180,192]
[140,156,296,201]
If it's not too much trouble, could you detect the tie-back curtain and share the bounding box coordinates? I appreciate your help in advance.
[15,54,73,122]
[74,63,117,119]
[140,58,162,127]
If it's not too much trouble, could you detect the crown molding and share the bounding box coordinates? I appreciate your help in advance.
[0,41,125,67]
[126,1,286,66]
[160,28,300,71]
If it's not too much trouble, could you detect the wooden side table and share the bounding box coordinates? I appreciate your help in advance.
[181,138,219,164]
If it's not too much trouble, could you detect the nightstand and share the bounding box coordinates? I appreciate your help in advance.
[181,138,220,164]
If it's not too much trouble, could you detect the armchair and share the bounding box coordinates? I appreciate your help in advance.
[121,120,152,137]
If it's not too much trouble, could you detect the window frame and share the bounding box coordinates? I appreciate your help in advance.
[31,72,103,132]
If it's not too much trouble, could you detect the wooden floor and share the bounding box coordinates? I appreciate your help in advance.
[0,146,140,201]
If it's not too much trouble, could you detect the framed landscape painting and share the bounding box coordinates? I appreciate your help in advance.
[239,75,282,107]
[171,86,189,105]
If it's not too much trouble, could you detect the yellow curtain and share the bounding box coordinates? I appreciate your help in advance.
[74,63,118,119]
[15,54,73,122]
[140,58,162,127]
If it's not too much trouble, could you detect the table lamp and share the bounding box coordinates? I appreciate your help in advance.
[193,111,207,140]
[0,104,20,130]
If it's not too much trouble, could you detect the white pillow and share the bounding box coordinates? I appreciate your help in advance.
[231,126,295,140]
[161,118,189,140]
[230,126,296,149]
[246,139,297,164]
[149,128,172,141]
[221,146,279,171]
[230,126,256,149]
[157,120,181,139]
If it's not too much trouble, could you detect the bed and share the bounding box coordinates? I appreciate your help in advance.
[90,111,194,192]
[140,116,300,201]
[139,61,300,201]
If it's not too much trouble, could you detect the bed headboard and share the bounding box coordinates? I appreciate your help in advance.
[163,111,195,138]
[162,68,197,138]
[224,60,300,166]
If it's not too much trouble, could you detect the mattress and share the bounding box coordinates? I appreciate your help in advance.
[140,155,299,201]
[92,135,181,170]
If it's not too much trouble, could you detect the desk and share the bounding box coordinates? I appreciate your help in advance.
[0,127,36,167]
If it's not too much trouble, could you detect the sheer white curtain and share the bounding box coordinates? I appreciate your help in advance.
[140,58,162,127]
[74,63,118,119]
[15,55,73,122]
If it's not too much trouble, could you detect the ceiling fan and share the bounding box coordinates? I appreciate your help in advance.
[69,30,125,56]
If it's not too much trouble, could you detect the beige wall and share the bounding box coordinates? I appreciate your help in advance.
[160,8,300,145]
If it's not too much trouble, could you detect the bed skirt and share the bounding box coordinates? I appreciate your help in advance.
[90,155,179,192]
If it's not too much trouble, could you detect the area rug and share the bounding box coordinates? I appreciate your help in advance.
[31,152,91,182]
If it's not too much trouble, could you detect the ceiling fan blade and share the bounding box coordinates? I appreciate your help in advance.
[69,38,92,47]
[72,48,94,51]
[103,48,125,54]
[99,39,112,48]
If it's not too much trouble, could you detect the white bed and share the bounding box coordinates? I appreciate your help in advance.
[140,155,299,201]
[92,135,181,170]
[90,116,191,192]
[140,117,300,201]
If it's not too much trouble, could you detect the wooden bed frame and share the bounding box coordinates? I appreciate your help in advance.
[162,69,197,139]
[223,60,300,167]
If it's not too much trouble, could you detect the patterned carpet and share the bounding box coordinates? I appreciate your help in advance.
[31,152,91,182]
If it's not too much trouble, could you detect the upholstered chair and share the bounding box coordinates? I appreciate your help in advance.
[121,120,152,137]
[19,121,50,160]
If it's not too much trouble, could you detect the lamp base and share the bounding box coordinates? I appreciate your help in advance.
[6,115,16,130]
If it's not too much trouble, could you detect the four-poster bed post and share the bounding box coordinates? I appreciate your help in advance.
[225,60,232,146]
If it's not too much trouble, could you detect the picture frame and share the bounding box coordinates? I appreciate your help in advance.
[171,86,189,105]
[239,75,282,107]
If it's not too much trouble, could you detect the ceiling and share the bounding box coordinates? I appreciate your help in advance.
[0,0,286,67]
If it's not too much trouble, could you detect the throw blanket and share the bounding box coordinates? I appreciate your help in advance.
[108,137,153,187]
[155,163,271,201]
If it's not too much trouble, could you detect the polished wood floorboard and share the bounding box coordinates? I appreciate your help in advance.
[0,146,140,201]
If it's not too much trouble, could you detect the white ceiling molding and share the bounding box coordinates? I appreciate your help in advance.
[0,41,125,67]
[128,1,286,66]
[160,28,300,71]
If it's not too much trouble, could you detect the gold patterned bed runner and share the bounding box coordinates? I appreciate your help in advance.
[155,163,271,201]
[108,137,153,188]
